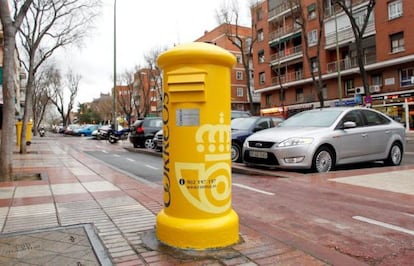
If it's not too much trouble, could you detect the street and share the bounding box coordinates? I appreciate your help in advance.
[57,134,414,264]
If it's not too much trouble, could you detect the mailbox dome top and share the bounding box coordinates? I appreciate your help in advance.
[157,42,236,69]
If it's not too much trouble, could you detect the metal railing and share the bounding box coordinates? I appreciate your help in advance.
[326,53,376,73]
[270,44,303,62]
[271,70,303,85]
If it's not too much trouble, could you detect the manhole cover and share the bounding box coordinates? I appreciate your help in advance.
[0,224,111,265]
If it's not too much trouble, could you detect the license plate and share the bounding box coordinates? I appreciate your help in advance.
[249,150,268,159]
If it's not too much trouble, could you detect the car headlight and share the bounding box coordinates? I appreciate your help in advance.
[276,137,314,147]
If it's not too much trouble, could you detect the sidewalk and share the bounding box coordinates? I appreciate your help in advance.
[1,135,409,265]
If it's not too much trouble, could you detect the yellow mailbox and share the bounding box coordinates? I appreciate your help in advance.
[156,42,239,249]
[15,120,33,146]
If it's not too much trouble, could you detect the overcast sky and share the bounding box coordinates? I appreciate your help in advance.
[55,0,251,105]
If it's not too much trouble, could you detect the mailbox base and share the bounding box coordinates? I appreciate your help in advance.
[156,209,239,250]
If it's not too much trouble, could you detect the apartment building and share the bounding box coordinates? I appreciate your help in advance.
[195,24,260,113]
[251,0,414,130]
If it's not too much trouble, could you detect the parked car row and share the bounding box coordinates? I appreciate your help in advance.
[141,107,406,174]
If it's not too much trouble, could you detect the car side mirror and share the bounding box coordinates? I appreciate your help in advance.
[343,121,357,129]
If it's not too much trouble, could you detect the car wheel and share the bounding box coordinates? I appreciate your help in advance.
[312,146,334,173]
[145,138,155,149]
[385,142,402,166]
[80,133,85,137]
[231,143,242,163]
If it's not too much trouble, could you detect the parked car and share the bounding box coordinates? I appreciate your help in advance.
[153,129,163,151]
[129,117,163,148]
[231,110,251,120]
[231,116,284,162]
[76,124,99,137]
[243,107,406,173]
[64,124,80,135]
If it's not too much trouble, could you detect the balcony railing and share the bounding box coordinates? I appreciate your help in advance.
[271,70,303,85]
[270,44,303,63]
[269,24,301,44]
[268,1,298,21]
[325,20,375,47]
[324,0,368,18]
[326,53,376,73]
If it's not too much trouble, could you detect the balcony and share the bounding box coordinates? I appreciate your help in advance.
[325,0,368,18]
[269,25,301,47]
[325,20,375,48]
[270,44,303,64]
[268,1,298,22]
[271,70,303,85]
[326,53,376,73]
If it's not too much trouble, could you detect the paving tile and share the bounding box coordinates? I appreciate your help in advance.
[51,183,87,195]
[0,187,15,199]
[82,181,121,192]
[12,195,53,206]
[14,185,51,198]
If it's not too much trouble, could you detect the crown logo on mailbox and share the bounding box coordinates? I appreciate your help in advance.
[195,112,230,161]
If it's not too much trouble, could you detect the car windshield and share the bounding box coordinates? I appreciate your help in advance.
[280,109,343,127]
[231,117,256,130]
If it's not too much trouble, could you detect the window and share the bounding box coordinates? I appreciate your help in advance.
[256,7,263,21]
[236,87,244,97]
[307,29,318,46]
[265,94,272,106]
[310,57,318,73]
[372,74,382,86]
[388,0,402,20]
[236,55,242,64]
[390,32,404,53]
[236,71,243,80]
[322,86,328,100]
[344,79,354,96]
[257,29,264,42]
[400,68,414,87]
[258,50,265,63]
[296,88,304,103]
[307,4,316,20]
[259,72,265,85]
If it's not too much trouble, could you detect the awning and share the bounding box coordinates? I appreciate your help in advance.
[270,31,302,48]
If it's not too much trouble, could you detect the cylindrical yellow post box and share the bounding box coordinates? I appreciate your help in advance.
[16,121,23,146]
[156,42,239,249]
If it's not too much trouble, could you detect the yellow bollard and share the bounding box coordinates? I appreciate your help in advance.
[156,42,239,249]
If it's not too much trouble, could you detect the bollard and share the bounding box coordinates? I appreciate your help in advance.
[156,42,239,249]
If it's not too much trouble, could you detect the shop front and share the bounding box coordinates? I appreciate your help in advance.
[372,91,414,131]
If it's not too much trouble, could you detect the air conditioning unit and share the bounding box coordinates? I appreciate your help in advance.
[369,85,381,93]
[355,87,365,94]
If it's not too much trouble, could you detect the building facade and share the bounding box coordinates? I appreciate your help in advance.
[195,24,261,113]
[251,0,414,130]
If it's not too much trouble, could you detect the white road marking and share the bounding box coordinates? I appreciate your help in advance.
[102,150,108,153]
[404,213,414,218]
[233,183,275,196]
[126,158,135,162]
[113,154,120,157]
[353,216,414,236]
[145,164,158,170]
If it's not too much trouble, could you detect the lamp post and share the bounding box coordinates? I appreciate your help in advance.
[334,6,343,106]
[113,0,118,130]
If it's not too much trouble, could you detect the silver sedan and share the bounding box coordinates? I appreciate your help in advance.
[242,107,406,173]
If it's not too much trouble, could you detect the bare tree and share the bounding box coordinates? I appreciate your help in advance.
[0,0,33,180]
[118,70,135,127]
[17,0,101,154]
[332,0,376,97]
[216,0,257,114]
[49,69,80,127]
[144,47,165,116]
[32,64,53,135]
[290,0,326,108]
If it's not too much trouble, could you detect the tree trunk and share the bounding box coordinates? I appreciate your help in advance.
[0,32,17,180]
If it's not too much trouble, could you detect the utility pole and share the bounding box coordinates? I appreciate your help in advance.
[113,0,118,130]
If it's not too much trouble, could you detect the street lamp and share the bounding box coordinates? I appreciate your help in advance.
[113,0,118,130]
[334,5,343,106]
